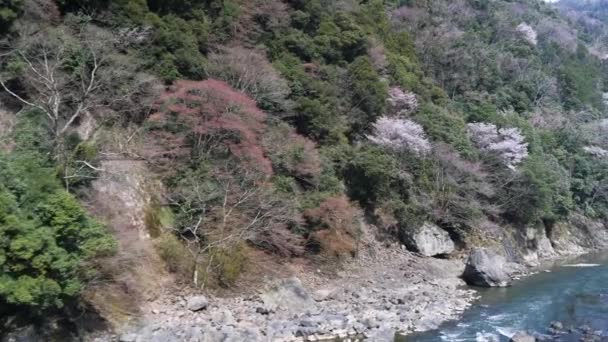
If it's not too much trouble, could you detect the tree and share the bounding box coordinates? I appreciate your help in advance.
[468,122,529,169]
[387,86,418,116]
[0,23,158,139]
[168,161,304,287]
[0,152,115,310]
[145,79,273,175]
[367,116,431,156]
[207,46,291,111]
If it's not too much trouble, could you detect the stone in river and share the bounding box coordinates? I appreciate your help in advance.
[510,331,535,342]
[462,247,512,287]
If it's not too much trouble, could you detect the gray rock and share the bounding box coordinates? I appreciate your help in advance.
[260,277,316,313]
[537,232,556,259]
[313,288,338,301]
[1,325,40,342]
[550,321,563,330]
[186,295,209,311]
[510,331,535,342]
[118,333,138,342]
[402,222,455,257]
[462,248,512,287]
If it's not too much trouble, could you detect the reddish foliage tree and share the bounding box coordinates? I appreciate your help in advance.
[145,79,273,174]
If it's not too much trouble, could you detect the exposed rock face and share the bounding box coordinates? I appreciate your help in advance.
[537,231,556,259]
[548,214,608,256]
[462,247,512,287]
[89,160,171,326]
[186,296,209,312]
[510,331,535,342]
[260,277,317,314]
[402,222,455,257]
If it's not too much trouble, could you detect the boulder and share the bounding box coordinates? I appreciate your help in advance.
[510,331,535,342]
[462,248,512,287]
[260,277,316,314]
[402,222,455,257]
[313,287,338,302]
[186,295,209,311]
[119,333,138,342]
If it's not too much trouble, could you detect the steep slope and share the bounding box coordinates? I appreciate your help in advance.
[0,0,607,340]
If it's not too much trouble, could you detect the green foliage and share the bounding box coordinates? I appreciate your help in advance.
[414,104,476,157]
[501,154,573,224]
[0,0,21,33]
[557,55,604,110]
[144,14,210,82]
[348,56,388,135]
[155,232,194,281]
[335,145,403,206]
[0,152,115,311]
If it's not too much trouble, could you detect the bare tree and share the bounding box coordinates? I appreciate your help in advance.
[168,161,303,287]
[207,46,291,111]
[0,23,159,139]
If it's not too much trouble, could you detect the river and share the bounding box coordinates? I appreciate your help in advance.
[403,251,608,341]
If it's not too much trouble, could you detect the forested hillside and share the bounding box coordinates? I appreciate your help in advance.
[0,0,607,338]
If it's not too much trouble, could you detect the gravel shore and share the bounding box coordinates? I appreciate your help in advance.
[96,248,478,342]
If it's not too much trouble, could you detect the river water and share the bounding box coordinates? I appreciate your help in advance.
[405,251,608,341]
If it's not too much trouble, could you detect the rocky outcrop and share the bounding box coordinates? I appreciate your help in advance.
[402,222,455,257]
[462,247,512,287]
[88,160,171,327]
[548,214,608,256]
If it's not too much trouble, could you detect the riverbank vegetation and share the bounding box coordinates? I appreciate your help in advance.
[0,0,607,332]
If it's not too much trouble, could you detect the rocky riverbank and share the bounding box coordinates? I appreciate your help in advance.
[86,218,608,342]
[90,247,477,342]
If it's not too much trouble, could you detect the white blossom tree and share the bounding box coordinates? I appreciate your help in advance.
[368,116,431,155]
[583,146,608,158]
[517,23,538,46]
[467,122,529,169]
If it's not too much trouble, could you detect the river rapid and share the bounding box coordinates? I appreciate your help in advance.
[405,251,608,341]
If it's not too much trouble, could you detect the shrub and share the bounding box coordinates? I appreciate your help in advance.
[263,122,322,184]
[155,232,194,282]
[304,195,360,259]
